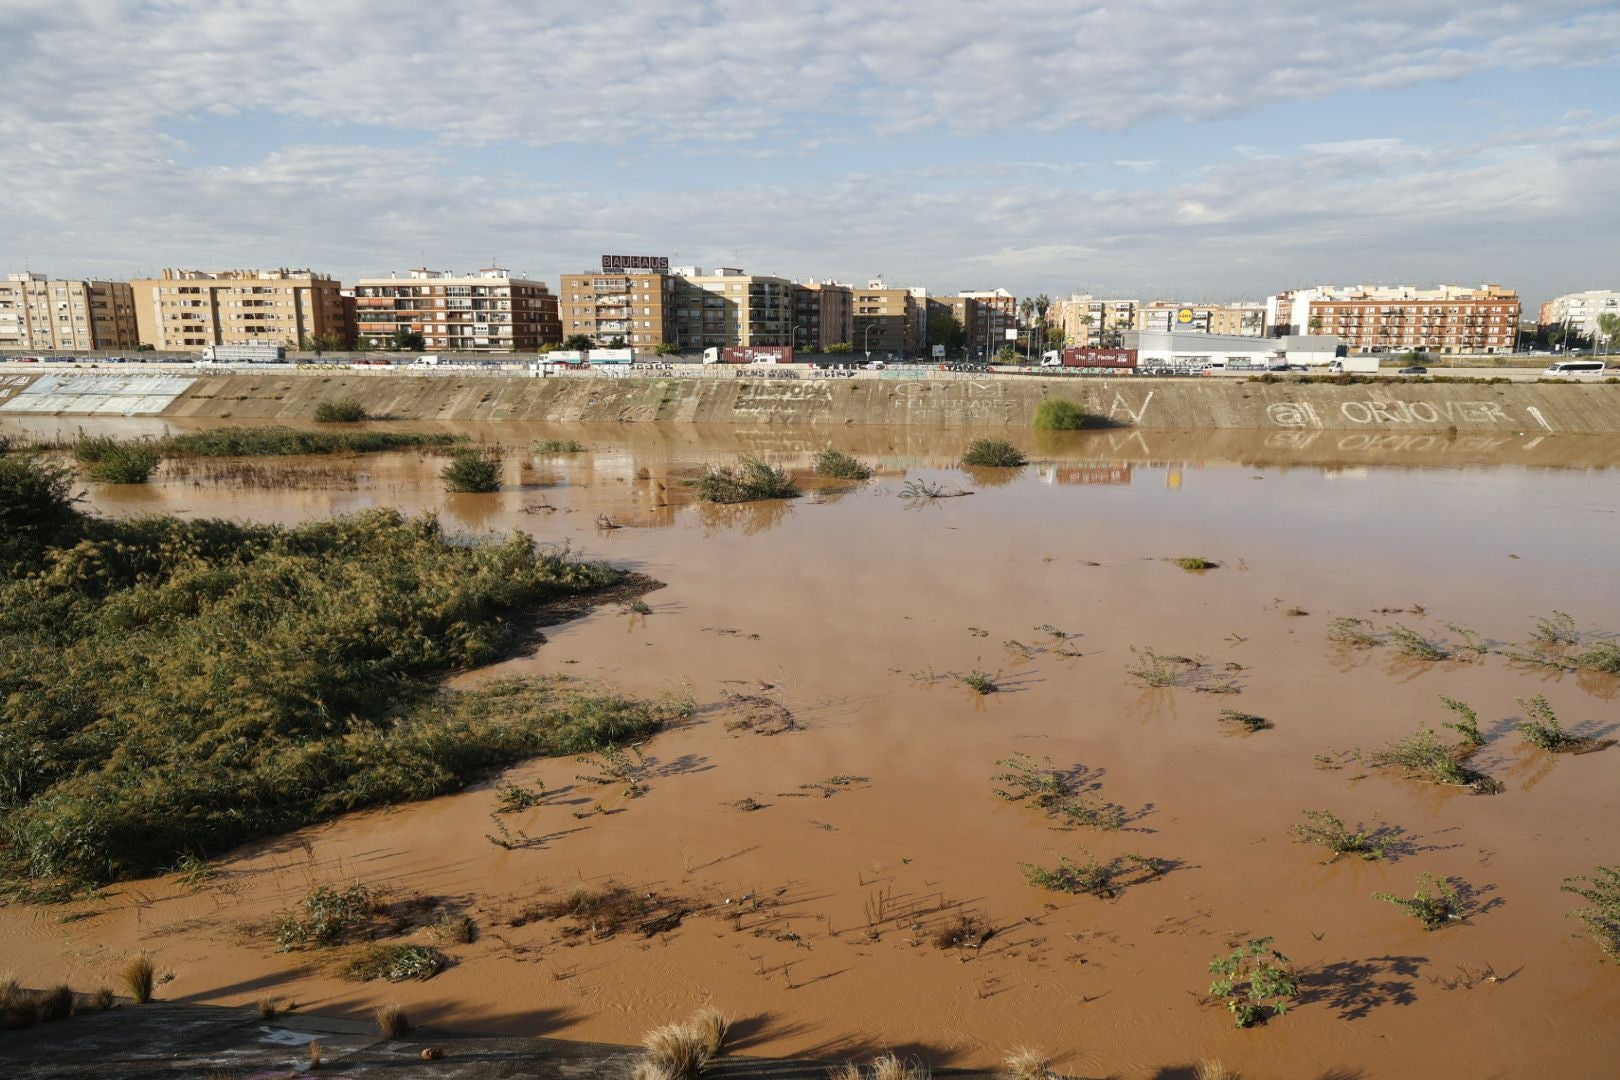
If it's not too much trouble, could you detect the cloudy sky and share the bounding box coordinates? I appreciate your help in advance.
[3,1,1617,306]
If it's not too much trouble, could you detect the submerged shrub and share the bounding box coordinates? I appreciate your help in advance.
[85,443,160,484]
[1208,938,1298,1028]
[961,439,1027,467]
[531,438,585,453]
[1375,872,1466,930]
[0,455,79,571]
[695,455,799,503]
[1032,398,1089,430]
[344,943,444,982]
[442,449,502,492]
[812,448,873,480]
[162,426,463,457]
[313,398,369,423]
[1563,866,1620,961]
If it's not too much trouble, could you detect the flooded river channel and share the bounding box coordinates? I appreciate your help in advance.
[3,418,1619,1079]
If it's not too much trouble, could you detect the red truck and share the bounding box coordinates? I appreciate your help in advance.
[1042,348,1137,369]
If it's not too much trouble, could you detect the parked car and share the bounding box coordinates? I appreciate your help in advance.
[1397,365,1428,375]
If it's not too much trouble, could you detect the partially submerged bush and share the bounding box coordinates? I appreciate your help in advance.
[85,442,160,484]
[1021,850,1166,898]
[1563,866,1620,961]
[1208,937,1298,1028]
[532,438,585,453]
[961,439,1027,467]
[1439,696,1484,747]
[1289,809,1393,861]
[1327,616,1381,647]
[1531,610,1578,646]
[1375,872,1465,930]
[813,448,873,480]
[1574,641,1620,674]
[960,669,998,695]
[442,449,501,492]
[163,426,463,456]
[344,943,445,982]
[1032,398,1088,430]
[313,398,369,423]
[1367,727,1493,790]
[1516,694,1581,752]
[275,884,381,950]
[1218,709,1270,733]
[1386,623,1448,661]
[992,753,1125,830]
[695,455,799,503]
[0,455,79,571]
[1175,556,1219,571]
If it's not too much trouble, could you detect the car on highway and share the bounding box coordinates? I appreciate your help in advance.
[1397,365,1428,375]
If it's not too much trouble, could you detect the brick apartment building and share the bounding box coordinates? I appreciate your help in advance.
[0,272,138,351]
[132,268,347,351]
[667,268,795,349]
[353,268,560,352]
[792,281,853,351]
[1268,284,1520,354]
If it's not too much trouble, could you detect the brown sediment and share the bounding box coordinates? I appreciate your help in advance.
[1,419,1618,1079]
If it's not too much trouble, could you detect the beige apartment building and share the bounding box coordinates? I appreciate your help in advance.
[669,268,795,349]
[354,268,560,352]
[1139,301,1266,336]
[1268,283,1520,354]
[958,288,1017,353]
[852,280,918,356]
[559,271,674,347]
[792,281,853,351]
[1053,295,1139,348]
[0,273,139,351]
[132,269,347,351]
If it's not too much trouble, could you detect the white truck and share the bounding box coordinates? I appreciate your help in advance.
[1325,356,1380,374]
[409,354,445,366]
[201,343,285,363]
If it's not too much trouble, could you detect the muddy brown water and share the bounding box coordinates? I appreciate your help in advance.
[4,419,1620,1079]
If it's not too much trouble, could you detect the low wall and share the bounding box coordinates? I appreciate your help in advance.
[163,373,1620,433]
[7,369,1620,432]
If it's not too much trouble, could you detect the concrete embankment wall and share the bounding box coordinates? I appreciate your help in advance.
[8,370,1620,433]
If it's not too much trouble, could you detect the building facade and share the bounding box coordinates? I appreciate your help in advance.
[958,288,1017,353]
[1052,295,1139,348]
[132,268,347,351]
[852,280,918,356]
[1139,301,1266,336]
[559,271,674,347]
[1268,284,1520,355]
[1538,290,1620,342]
[792,281,853,351]
[0,273,139,351]
[353,268,560,352]
[662,268,795,349]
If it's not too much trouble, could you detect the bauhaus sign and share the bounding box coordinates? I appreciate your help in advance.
[601,255,670,271]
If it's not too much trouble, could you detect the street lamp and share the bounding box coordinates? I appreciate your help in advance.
[863,322,877,363]
[791,324,804,353]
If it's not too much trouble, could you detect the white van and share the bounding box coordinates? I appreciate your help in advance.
[1544,360,1606,376]
[410,354,443,367]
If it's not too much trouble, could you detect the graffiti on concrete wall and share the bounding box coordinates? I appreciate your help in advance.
[1266,399,1516,428]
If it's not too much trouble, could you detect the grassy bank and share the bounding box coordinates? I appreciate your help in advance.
[161,426,465,456]
[0,454,675,896]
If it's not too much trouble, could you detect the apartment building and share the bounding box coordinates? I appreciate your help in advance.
[958,288,1017,351]
[353,268,560,352]
[792,281,853,351]
[132,268,347,351]
[1268,283,1520,354]
[0,273,139,351]
[1539,289,1620,341]
[1139,301,1266,336]
[1052,295,1139,348]
[559,270,674,347]
[660,268,796,349]
[852,279,918,356]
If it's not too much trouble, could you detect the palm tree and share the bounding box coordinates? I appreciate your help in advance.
[1019,298,1036,361]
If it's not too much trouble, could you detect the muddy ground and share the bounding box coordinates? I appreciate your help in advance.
[2,419,1618,1079]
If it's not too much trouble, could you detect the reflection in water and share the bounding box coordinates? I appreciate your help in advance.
[1037,463,1133,486]
[694,497,795,536]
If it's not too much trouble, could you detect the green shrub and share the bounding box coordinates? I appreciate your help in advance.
[1175,557,1219,571]
[961,439,1027,467]
[0,503,680,894]
[275,884,380,950]
[1208,938,1298,1028]
[813,448,873,480]
[1032,398,1089,430]
[960,669,997,695]
[695,456,800,503]
[0,455,79,571]
[313,398,369,423]
[1021,851,1166,898]
[1439,696,1484,747]
[1531,610,1578,646]
[1327,617,1380,647]
[1516,694,1580,751]
[344,944,444,982]
[85,443,160,484]
[1375,872,1465,930]
[162,426,463,457]
[1217,709,1270,732]
[1289,809,1392,860]
[1563,866,1620,961]
[1573,642,1620,675]
[1386,624,1448,661]
[531,439,585,454]
[442,449,502,492]
[72,435,119,463]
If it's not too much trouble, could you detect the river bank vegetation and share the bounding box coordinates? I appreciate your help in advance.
[0,453,677,898]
